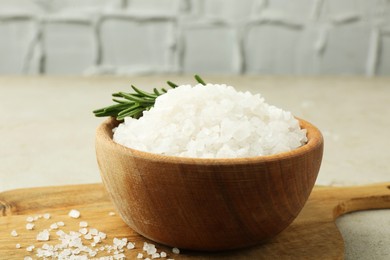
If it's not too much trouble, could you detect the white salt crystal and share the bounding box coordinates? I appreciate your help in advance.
[98,231,107,239]
[152,252,160,258]
[50,223,58,230]
[113,84,307,158]
[79,221,88,227]
[36,229,50,241]
[26,245,35,252]
[93,235,101,243]
[172,247,180,254]
[15,243,21,249]
[26,223,35,230]
[56,230,66,237]
[127,242,135,249]
[26,216,34,222]
[113,238,127,250]
[10,230,18,237]
[160,251,167,257]
[24,257,33,260]
[43,213,51,219]
[57,221,65,227]
[137,253,143,258]
[68,209,81,218]
[89,228,98,236]
[114,253,126,259]
[84,233,92,240]
[79,228,88,234]
[108,211,116,216]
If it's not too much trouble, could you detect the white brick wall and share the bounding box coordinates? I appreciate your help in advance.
[0,0,389,75]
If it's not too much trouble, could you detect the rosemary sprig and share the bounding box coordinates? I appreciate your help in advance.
[93,75,207,120]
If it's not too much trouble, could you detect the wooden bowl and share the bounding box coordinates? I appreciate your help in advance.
[96,117,323,251]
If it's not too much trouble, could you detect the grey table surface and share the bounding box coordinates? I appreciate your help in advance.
[0,75,389,259]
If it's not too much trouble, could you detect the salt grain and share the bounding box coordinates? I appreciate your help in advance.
[84,233,92,240]
[172,247,180,254]
[127,242,135,249]
[79,221,88,227]
[26,223,35,230]
[108,211,116,216]
[36,229,50,241]
[137,253,143,258]
[93,235,101,243]
[98,231,107,239]
[160,251,167,257]
[26,216,34,222]
[26,245,35,252]
[43,213,51,219]
[57,221,65,227]
[79,227,88,234]
[24,257,33,260]
[68,209,81,218]
[50,223,58,230]
[89,228,98,236]
[10,230,18,237]
[113,84,307,158]
[15,243,21,249]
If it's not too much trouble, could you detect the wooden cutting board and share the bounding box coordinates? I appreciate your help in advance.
[1,183,389,259]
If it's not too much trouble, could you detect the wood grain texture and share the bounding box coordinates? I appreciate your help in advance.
[1,183,389,259]
[96,117,324,250]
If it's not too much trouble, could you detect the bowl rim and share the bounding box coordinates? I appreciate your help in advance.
[96,117,323,165]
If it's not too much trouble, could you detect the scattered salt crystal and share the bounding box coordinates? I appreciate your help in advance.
[113,238,127,250]
[43,213,51,219]
[26,216,34,222]
[108,211,116,216]
[98,231,107,239]
[26,223,35,230]
[89,228,98,236]
[36,229,50,241]
[114,253,126,259]
[10,230,18,237]
[137,253,143,258]
[50,223,58,230]
[84,233,92,240]
[160,251,167,258]
[56,230,66,236]
[68,209,81,218]
[57,221,65,226]
[79,221,88,227]
[26,245,35,252]
[93,235,101,243]
[127,242,135,249]
[79,227,88,234]
[152,252,160,258]
[15,243,21,249]
[172,247,180,254]
[24,257,33,260]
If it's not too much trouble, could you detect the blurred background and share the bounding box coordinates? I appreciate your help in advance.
[1,0,390,76]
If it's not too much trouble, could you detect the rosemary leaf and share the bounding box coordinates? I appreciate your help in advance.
[195,74,206,85]
[93,75,207,120]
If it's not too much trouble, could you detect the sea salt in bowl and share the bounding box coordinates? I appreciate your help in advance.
[96,117,323,251]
